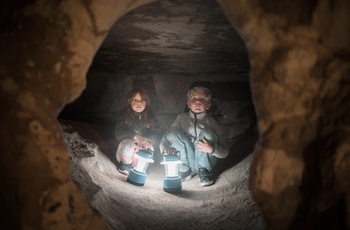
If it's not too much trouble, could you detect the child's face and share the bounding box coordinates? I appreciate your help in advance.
[187,91,211,114]
[131,92,146,113]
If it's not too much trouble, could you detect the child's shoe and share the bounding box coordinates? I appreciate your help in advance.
[198,168,214,186]
[118,162,132,175]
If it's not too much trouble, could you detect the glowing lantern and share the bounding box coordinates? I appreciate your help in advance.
[127,149,154,186]
[160,153,182,193]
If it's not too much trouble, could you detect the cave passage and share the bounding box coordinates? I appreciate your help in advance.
[57,0,262,229]
[58,0,256,178]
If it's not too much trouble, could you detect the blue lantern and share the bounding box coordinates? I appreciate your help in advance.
[161,153,182,193]
[127,149,154,186]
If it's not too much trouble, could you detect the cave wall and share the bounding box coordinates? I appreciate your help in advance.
[219,0,350,228]
[0,0,349,229]
[0,0,155,229]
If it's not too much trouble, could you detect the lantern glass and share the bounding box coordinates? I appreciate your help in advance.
[161,154,182,193]
[133,157,149,172]
[132,150,154,172]
[127,149,154,186]
[164,163,179,177]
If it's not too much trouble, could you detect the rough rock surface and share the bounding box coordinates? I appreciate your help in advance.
[0,0,349,229]
[60,119,263,229]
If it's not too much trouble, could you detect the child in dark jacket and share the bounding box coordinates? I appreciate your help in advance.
[159,86,228,186]
[115,87,161,175]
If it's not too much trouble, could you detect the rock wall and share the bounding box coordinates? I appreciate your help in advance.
[0,0,349,229]
[219,0,350,229]
[0,0,155,229]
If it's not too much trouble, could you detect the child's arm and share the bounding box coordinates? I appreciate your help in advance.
[197,138,214,153]
[206,117,229,159]
[133,134,150,149]
[114,122,135,142]
[144,122,161,146]
[210,141,229,159]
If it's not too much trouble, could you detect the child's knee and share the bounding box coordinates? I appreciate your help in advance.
[166,129,183,141]
[199,128,216,142]
[116,138,136,162]
[120,138,135,148]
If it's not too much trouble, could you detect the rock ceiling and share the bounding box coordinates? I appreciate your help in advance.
[89,0,250,77]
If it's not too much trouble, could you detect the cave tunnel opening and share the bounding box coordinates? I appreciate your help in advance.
[1,0,348,229]
[57,0,262,228]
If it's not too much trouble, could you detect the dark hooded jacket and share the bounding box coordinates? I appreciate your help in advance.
[114,107,161,146]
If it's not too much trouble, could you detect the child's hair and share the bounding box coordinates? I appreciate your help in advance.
[127,87,150,107]
[187,86,212,102]
[122,87,157,128]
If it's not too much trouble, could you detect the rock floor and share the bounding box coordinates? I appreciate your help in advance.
[60,120,265,230]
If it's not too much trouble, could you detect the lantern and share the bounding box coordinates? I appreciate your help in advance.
[160,153,182,193]
[127,149,154,186]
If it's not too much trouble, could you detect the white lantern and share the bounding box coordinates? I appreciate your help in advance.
[127,149,154,186]
[160,153,182,193]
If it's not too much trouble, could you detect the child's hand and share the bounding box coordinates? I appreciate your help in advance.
[134,134,150,149]
[197,138,214,153]
[163,147,178,155]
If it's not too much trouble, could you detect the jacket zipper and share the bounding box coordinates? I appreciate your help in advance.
[194,113,197,142]
[138,114,142,133]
